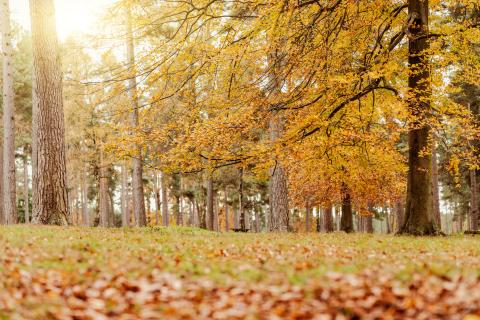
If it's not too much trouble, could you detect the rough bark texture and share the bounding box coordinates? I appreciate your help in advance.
[470,170,479,231]
[125,7,146,227]
[340,186,354,233]
[400,0,438,235]
[1,0,16,224]
[23,148,30,223]
[269,117,290,232]
[30,0,69,225]
[161,171,169,226]
[432,147,441,227]
[324,205,334,233]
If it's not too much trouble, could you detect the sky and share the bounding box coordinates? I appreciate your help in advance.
[11,0,115,40]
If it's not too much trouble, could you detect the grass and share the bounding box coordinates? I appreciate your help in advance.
[0,226,480,319]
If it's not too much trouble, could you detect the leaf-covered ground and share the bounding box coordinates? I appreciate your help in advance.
[1,227,480,319]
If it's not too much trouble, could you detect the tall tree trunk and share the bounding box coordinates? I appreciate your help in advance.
[30,0,69,225]
[206,176,214,231]
[305,201,311,232]
[161,171,169,226]
[121,164,129,227]
[385,207,391,234]
[153,172,160,226]
[340,185,354,233]
[125,6,146,227]
[269,117,290,232]
[23,147,30,224]
[395,201,404,233]
[324,205,334,232]
[365,215,373,233]
[239,168,245,231]
[1,0,16,224]
[401,0,438,235]
[99,151,111,227]
[224,188,230,232]
[470,170,479,231]
[81,163,89,226]
[233,206,239,230]
[177,176,184,226]
[432,147,441,227]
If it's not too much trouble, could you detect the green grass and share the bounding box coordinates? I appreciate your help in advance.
[1,226,480,319]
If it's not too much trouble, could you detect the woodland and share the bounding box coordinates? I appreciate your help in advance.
[0,0,480,318]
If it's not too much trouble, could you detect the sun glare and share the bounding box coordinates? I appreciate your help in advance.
[11,0,113,40]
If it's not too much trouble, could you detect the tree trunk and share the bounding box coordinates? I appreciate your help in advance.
[153,172,160,226]
[305,202,311,232]
[206,176,214,231]
[161,171,169,226]
[340,185,354,233]
[401,0,438,235]
[121,164,129,227]
[324,205,334,232]
[239,168,245,231]
[432,147,441,227]
[98,151,111,227]
[126,5,146,227]
[224,188,230,232]
[470,170,479,231]
[177,176,184,226]
[23,147,30,224]
[269,117,290,232]
[81,163,89,226]
[395,201,404,233]
[1,0,16,224]
[30,0,69,225]
[365,215,373,233]
[233,206,239,230]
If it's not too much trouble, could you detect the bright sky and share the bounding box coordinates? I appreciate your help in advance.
[11,0,115,40]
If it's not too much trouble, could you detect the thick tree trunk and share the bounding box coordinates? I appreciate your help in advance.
[340,185,354,233]
[305,202,311,232]
[432,147,441,227]
[121,165,129,227]
[401,0,438,235]
[470,170,479,231]
[324,205,334,232]
[126,6,146,227]
[1,0,16,224]
[30,0,69,225]
[23,148,30,224]
[161,171,169,226]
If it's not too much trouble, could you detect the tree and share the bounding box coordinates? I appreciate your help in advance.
[1,0,16,224]
[30,0,69,225]
[125,5,146,227]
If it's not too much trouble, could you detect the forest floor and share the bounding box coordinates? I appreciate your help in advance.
[0,227,480,319]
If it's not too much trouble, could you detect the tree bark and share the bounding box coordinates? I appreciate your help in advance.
[152,171,160,226]
[239,168,246,231]
[340,185,354,233]
[432,147,441,227]
[470,170,479,231]
[400,0,438,235]
[1,0,16,224]
[324,205,334,232]
[224,188,230,232]
[206,176,214,231]
[98,151,111,227]
[395,201,404,233]
[30,0,69,225]
[81,163,89,226]
[161,171,169,226]
[121,164,129,227]
[125,5,146,227]
[305,202,311,232]
[23,147,30,224]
